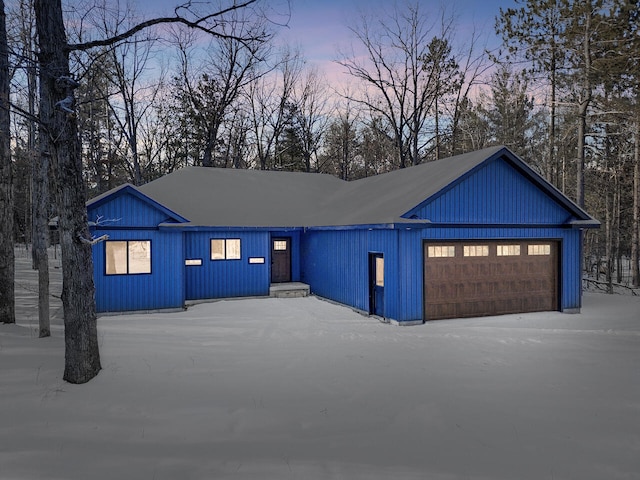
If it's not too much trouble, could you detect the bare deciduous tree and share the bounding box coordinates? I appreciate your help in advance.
[336,2,459,167]
[0,0,15,325]
[292,66,329,172]
[248,46,301,170]
[33,0,278,383]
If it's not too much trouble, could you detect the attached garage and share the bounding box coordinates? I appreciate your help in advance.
[424,240,559,320]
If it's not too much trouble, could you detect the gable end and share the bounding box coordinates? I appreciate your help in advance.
[403,150,599,227]
[87,185,189,228]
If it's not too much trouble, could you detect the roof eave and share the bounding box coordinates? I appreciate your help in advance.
[567,219,601,229]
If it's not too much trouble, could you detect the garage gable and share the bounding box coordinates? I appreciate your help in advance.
[87,184,188,228]
[405,155,578,226]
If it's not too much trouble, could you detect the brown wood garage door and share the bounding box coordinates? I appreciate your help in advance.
[424,240,558,320]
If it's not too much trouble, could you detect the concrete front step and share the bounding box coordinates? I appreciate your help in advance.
[269,282,310,298]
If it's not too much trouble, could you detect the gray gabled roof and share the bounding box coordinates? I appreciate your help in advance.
[138,166,345,227]
[315,145,506,225]
[126,145,598,228]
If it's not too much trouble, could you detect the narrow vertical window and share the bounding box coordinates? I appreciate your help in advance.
[226,239,241,259]
[210,239,225,260]
[106,241,128,275]
[375,256,384,287]
[128,241,151,274]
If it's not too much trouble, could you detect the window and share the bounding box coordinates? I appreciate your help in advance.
[210,239,241,260]
[428,245,455,258]
[497,245,521,256]
[528,244,551,256]
[463,245,489,257]
[273,240,288,251]
[106,240,151,275]
[375,256,384,287]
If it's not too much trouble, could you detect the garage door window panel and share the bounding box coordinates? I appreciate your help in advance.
[463,245,489,257]
[497,245,521,256]
[428,246,456,258]
[528,244,551,255]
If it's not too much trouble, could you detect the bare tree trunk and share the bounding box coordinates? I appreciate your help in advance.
[35,0,101,383]
[605,187,613,293]
[549,64,556,184]
[32,140,50,337]
[615,173,622,285]
[632,117,640,287]
[576,10,592,209]
[0,0,15,325]
[26,0,50,335]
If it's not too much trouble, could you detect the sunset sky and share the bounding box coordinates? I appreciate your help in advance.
[136,0,517,79]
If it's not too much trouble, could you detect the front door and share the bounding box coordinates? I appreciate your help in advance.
[271,237,291,283]
[369,253,384,316]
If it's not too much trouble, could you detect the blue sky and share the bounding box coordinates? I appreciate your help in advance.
[135,0,516,82]
[280,0,514,77]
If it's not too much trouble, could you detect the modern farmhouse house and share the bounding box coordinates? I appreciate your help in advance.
[87,145,600,324]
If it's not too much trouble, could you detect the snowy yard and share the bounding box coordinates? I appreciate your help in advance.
[2,293,639,480]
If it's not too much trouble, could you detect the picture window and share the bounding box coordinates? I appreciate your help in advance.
[106,240,151,275]
[211,239,241,260]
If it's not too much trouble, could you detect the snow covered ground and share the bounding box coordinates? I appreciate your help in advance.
[2,293,639,480]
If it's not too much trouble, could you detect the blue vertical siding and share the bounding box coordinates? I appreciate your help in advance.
[407,159,572,224]
[303,225,583,324]
[301,229,400,319]
[184,230,270,300]
[91,229,184,313]
[89,192,185,313]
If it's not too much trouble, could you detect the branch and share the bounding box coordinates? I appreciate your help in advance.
[77,233,109,246]
[67,0,265,52]
[6,100,43,126]
[89,215,122,226]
